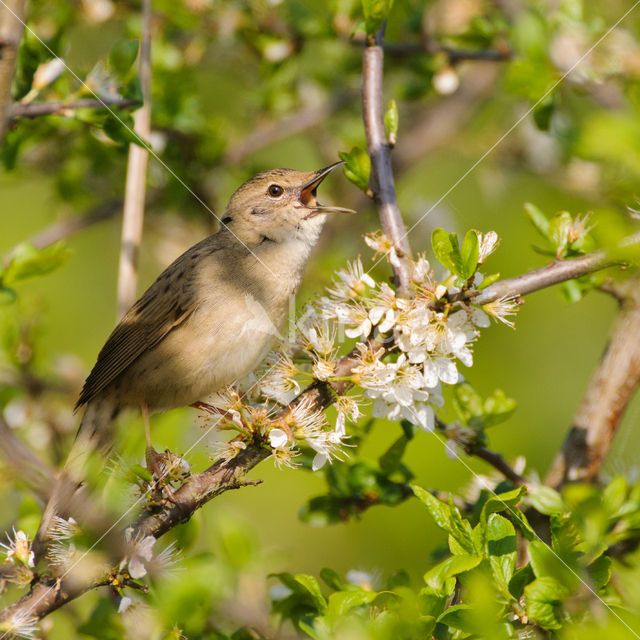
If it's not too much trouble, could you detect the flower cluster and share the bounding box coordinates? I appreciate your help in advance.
[200,230,517,473]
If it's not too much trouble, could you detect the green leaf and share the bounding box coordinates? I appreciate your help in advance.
[528,485,564,515]
[480,487,526,524]
[384,99,398,143]
[561,279,584,303]
[588,555,612,590]
[103,114,149,148]
[477,272,500,289]
[339,147,370,192]
[482,389,517,427]
[109,39,139,77]
[528,540,575,586]
[77,599,125,639]
[378,434,409,472]
[509,563,535,599]
[424,554,482,592]
[412,485,475,554]
[548,211,572,256]
[319,567,343,591]
[524,576,569,630]
[524,202,549,237]
[602,476,628,515]
[411,484,451,530]
[533,98,554,131]
[297,618,319,640]
[3,242,71,286]
[294,574,327,612]
[431,228,454,273]
[486,514,517,596]
[453,382,484,423]
[0,286,17,305]
[511,507,536,540]
[436,604,475,634]
[459,229,479,280]
[362,0,394,35]
[326,589,378,615]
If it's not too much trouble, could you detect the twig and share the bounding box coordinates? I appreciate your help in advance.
[0,0,27,143]
[116,0,152,320]
[362,25,413,296]
[545,275,640,487]
[25,200,122,250]
[434,416,526,485]
[468,233,640,306]
[9,97,140,120]
[383,41,512,63]
[472,447,525,486]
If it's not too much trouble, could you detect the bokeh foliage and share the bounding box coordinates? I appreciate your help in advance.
[2,0,640,637]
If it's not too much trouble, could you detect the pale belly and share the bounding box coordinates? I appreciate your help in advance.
[114,295,285,410]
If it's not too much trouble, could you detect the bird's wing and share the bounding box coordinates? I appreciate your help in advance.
[76,237,221,408]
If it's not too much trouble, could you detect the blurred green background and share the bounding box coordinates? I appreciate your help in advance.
[2,0,640,635]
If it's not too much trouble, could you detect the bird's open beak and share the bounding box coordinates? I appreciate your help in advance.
[300,161,356,217]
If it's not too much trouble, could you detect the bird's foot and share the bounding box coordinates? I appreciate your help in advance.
[145,446,180,502]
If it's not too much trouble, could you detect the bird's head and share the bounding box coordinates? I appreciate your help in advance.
[221,162,355,247]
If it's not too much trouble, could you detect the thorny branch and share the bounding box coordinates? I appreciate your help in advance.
[1,236,636,625]
[545,274,640,487]
[362,25,413,296]
[0,0,27,143]
[9,97,140,120]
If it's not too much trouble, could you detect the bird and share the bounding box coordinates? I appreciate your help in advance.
[35,161,354,551]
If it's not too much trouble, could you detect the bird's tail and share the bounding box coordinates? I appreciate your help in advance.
[34,396,119,559]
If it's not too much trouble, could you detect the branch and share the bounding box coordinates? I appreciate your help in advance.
[9,97,140,120]
[25,200,122,250]
[0,0,27,144]
[383,41,512,64]
[472,447,525,486]
[468,233,640,306]
[545,275,640,487]
[116,0,152,320]
[434,416,526,485]
[362,25,413,296]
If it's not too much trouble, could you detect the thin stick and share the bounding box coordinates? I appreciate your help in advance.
[545,276,640,487]
[473,447,525,486]
[362,25,413,295]
[466,233,640,306]
[116,0,152,320]
[25,200,121,250]
[9,97,139,120]
[0,0,27,143]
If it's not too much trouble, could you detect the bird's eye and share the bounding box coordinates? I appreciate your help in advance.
[267,184,284,198]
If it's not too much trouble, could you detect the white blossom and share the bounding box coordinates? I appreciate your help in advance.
[269,427,289,448]
[118,596,133,614]
[0,529,34,568]
[3,611,38,639]
[123,529,156,579]
[483,295,520,329]
[477,230,500,263]
[324,257,375,303]
[260,351,301,404]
